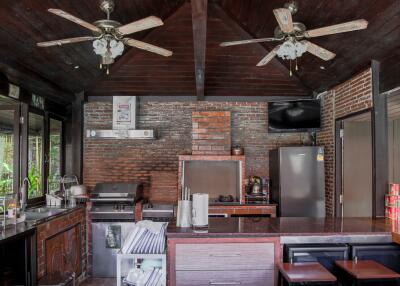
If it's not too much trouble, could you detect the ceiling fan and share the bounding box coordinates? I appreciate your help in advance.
[220,1,368,75]
[37,0,172,74]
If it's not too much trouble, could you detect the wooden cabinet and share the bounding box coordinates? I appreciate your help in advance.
[45,225,81,277]
[168,237,280,286]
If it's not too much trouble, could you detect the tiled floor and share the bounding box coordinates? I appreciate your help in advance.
[79,278,116,286]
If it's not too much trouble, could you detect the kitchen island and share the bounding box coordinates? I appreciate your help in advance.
[167,217,395,286]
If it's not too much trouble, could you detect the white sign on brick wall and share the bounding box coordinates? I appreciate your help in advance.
[112,96,137,130]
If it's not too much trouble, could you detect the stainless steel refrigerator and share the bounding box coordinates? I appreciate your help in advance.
[269,146,325,217]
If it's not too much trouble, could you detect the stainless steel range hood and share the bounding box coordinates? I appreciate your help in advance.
[86,96,156,139]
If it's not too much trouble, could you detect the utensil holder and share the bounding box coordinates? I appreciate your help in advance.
[176,200,191,227]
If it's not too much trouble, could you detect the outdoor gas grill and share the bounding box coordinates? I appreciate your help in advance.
[89,182,143,221]
[90,182,143,277]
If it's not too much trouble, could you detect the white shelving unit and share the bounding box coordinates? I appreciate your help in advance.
[116,253,167,286]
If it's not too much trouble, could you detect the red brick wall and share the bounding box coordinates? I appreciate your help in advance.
[192,111,231,155]
[84,101,311,204]
[36,208,87,279]
[317,68,373,216]
[149,171,178,203]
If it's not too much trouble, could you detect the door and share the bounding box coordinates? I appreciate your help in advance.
[342,116,373,217]
[0,105,20,195]
[63,225,81,276]
[45,232,65,275]
[45,225,81,277]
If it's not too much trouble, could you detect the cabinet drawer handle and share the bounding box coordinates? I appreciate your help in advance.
[209,282,241,285]
[209,253,241,257]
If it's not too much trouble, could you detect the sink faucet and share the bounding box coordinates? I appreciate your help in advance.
[20,178,31,211]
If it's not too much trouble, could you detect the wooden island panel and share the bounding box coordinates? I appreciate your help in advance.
[168,237,280,286]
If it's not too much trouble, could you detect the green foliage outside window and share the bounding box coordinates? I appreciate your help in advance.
[0,134,13,196]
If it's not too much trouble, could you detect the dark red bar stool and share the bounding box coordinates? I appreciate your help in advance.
[278,262,337,285]
[335,260,400,286]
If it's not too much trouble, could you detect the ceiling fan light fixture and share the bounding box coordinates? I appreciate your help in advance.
[93,38,108,55]
[277,39,307,60]
[37,1,171,74]
[93,37,124,69]
[109,39,124,58]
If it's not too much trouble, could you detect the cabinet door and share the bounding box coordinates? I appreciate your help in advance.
[45,233,65,275]
[63,225,82,276]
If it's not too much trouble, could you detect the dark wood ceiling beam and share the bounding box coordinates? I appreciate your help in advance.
[191,0,208,101]
[0,59,75,104]
[212,3,311,95]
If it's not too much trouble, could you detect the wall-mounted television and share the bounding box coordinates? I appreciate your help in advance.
[268,99,321,133]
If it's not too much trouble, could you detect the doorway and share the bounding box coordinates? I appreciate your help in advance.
[336,111,373,217]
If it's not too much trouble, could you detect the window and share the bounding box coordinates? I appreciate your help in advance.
[28,112,44,199]
[0,110,15,196]
[48,118,62,192]
[0,94,66,206]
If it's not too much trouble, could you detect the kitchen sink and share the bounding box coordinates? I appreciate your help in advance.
[25,207,67,222]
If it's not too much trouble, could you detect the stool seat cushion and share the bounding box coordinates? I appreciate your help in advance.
[279,262,337,283]
[335,260,400,280]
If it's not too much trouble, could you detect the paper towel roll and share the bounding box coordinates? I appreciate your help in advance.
[192,193,209,227]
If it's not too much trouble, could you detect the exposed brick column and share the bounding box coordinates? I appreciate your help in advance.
[192,111,231,155]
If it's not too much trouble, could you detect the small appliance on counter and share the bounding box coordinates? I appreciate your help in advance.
[245,176,270,204]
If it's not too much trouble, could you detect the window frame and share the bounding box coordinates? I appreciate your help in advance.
[47,114,65,193]
[0,104,20,195]
[26,107,46,206]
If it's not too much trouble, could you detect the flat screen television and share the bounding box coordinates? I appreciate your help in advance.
[268,99,321,133]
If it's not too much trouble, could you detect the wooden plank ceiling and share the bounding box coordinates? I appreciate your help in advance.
[0,0,183,103]
[0,0,399,103]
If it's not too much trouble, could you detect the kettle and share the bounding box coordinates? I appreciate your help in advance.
[251,183,262,194]
[248,176,262,195]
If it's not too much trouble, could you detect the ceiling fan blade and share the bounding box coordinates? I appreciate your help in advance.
[302,40,336,61]
[220,37,281,47]
[304,19,368,38]
[37,36,95,47]
[273,8,294,34]
[117,16,164,35]
[256,45,280,66]
[48,8,100,33]
[124,38,172,57]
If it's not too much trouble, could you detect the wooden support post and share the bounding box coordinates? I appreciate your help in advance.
[371,60,388,217]
[65,92,84,181]
[191,0,207,101]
